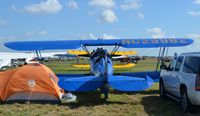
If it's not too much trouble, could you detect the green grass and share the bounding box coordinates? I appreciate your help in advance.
[44,58,159,74]
[0,84,198,116]
[0,58,199,116]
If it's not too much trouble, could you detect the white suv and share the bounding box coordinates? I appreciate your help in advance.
[160,52,200,112]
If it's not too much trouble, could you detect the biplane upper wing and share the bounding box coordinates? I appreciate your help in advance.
[4,38,193,51]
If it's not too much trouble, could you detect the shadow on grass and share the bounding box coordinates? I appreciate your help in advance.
[141,96,200,116]
[60,91,130,109]
[60,90,161,109]
[109,89,159,95]
[63,100,128,109]
[57,89,161,109]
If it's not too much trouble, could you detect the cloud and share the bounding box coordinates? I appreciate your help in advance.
[0,19,7,27]
[100,33,119,39]
[121,0,143,21]
[147,27,166,38]
[98,9,118,23]
[121,0,142,10]
[0,36,17,51]
[193,0,200,4]
[87,11,98,16]
[137,12,144,19]
[25,32,34,37]
[187,33,200,38]
[79,33,97,39]
[12,0,63,14]
[162,33,200,55]
[0,36,16,43]
[89,0,114,9]
[88,0,117,23]
[80,33,118,39]
[11,5,18,11]
[25,30,48,37]
[187,11,200,16]
[67,0,78,10]
[88,33,97,39]
[183,33,200,52]
[38,30,48,35]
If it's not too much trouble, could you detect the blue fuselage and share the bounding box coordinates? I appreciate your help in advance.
[90,49,113,79]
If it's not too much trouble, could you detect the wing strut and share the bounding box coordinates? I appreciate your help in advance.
[81,45,90,55]
[156,47,167,71]
[35,50,42,59]
[110,45,120,55]
[33,50,43,60]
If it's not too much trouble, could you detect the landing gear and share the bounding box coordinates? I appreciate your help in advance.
[104,92,108,101]
[100,82,109,101]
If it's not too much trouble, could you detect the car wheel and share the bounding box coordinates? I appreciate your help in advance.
[159,79,166,98]
[181,89,192,113]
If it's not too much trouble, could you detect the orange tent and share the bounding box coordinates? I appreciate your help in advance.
[0,63,63,103]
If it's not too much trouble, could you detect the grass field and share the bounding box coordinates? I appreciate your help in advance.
[44,58,158,74]
[0,58,199,116]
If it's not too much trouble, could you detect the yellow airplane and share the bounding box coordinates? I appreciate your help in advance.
[73,63,135,69]
[67,50,88,55]
[67,50,137,55]
[67,50,138,69]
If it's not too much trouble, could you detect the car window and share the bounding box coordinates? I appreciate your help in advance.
[168,57,177,71]
[175,56,184,71]
[183,56,200,74]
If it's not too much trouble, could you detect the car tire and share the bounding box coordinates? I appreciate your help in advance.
[181,88,192,113]
[159,79,166,98]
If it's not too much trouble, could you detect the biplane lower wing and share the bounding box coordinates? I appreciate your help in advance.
[108,75,154,91]
[57,74,154,92]
[116,71,160,82]
[58,76,104,92]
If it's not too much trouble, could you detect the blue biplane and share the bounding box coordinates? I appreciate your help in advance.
[4,38,193,100]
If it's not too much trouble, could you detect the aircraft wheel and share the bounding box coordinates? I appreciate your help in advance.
[159,79,166,98]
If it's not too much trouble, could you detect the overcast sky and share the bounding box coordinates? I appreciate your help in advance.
[0,0,200,55]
